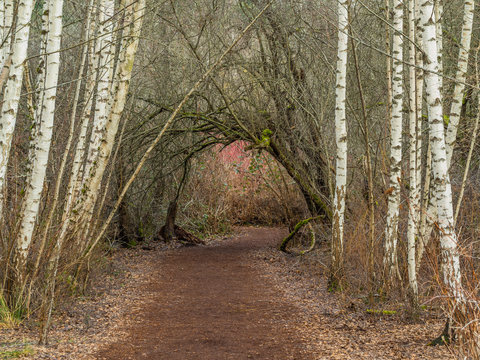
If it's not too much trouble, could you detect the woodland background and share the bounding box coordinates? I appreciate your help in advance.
[0,0,480,357]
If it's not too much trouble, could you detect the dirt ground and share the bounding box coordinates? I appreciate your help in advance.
[1,227,453,359]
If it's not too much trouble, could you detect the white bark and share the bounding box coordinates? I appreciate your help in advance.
[415,0,424,245]
[15,0,64,276]
[0,0,14,71]
[39,2,110,342]
[0,3,4,69]
[55,0,99,252]
[82,0,116,187]
[384,0,403,282]
[417,0,474,267]
[331,0,348,283]
[419,0,462,298]
[0,4,3,49]
[434,0,443,95]
[81,0,145,237]
[74,0,116,246]
[26,4,49,188]
[445,0,475,167]
[28,0,95,298]
[0,0,35,219]
[407,0,418,300]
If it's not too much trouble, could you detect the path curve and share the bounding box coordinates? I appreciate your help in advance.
[96,227,312,360]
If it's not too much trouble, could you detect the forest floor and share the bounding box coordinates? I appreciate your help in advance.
[1,227,453,359]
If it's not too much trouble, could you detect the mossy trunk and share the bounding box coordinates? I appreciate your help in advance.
[279,215,322,252]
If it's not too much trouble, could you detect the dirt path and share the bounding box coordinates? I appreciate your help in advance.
[96,227,311,360]
[3,227,452,359]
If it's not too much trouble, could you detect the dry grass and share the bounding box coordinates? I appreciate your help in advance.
[181,145,308,235]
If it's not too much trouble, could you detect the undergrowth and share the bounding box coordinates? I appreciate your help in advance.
[0,296,22,329]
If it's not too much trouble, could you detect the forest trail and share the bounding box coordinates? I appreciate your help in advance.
[96,227,312,360]
[92,227,452,360]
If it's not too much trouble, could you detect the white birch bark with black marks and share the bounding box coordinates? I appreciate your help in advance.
[25,4,49,188]
[419,0,462,298]
[27,0,95,303]
[407,0,418,302]
[15,0,64,285]
[417,0,474,267]
[55,0,99,253]
[81,0,145,242]
[331,0,348,287]
[384,0,403,283]
[445,0,474,166]
[434,0,443,94]
[0,0,35,220]
[0,0,14,71]
[81,0,116,188]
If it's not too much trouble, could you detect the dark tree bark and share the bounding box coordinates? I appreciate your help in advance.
[161,200,178,242]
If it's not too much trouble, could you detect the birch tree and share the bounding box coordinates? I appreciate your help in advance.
[81,0,116,189]
[434,0,443,94]
[445,0,474,166]
[384,0,403,284]
[80,0,145,247]
[0,0,13,72]
[52,0,100,258]
[331,0,348,289]
[419,0,462,298]
[14,0,65,290]
[0,0,35,219]
[417,0,474,266]
[407,0,418,303]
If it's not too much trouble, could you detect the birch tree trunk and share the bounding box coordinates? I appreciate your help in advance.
[0,0,14,71]
[53,0,99,257]
[419,0,462,298]
[0,4,4,56]
[81,0,116,189]
[415,0,427,269]
[40,0,130,343]
[14,0,64,291]
[417,0,474,267]
[445,0,474,166]
[0,0,35,220]
[434,0,443,95]
[81,0,145,247]
[407,0,418,303]
[68,0,116,247]
[330,0,348,289]
[384,0,403,284]
[26,0,95,309]
[26,3,49,191]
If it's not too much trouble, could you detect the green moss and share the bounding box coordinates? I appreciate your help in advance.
[443,114,450,126]
[366,309,397,315]
[0,346,34,359]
